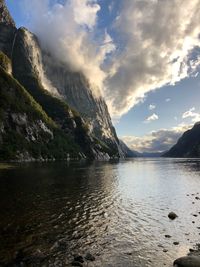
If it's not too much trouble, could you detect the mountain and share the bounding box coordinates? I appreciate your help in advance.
[11,27,122,157]
[0,0,124,160]
[135,151,164,157]
[0,0,16,58]
[119,140,137,157]
[0,55,79,161]
[163,123,200,157]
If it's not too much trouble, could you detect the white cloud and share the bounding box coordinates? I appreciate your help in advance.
[105,0,200,117]
[166,98,171,102]
[71,0,100,29]
[149,104,156,110]
[122,123,192,153]
[182,107,200,123]
[22,0,115,92]
[144,113,159,123]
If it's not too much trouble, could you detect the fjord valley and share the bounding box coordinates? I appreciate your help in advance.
[1,0,200,267]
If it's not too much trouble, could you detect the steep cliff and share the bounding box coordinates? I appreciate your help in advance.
[0,62,82,161]
[42,51,120,149]
[0,0,16,58]
[119,140,137,158]
[0,0,125,160]
[164,123,200,158]
[0,0,15,26]
[11,27,122,158]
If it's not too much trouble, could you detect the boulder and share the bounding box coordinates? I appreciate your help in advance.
[173,256,200,267]
[85,253,95,261]
[71,261,83,267]
[74,255,84,263]
[168,212,178,220]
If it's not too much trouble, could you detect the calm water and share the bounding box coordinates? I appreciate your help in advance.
[0,158,200,267]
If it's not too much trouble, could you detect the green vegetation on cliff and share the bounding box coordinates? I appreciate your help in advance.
[0,51,11,72]
[0,65,82,161]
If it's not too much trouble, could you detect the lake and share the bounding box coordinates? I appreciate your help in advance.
[0,158,200,266]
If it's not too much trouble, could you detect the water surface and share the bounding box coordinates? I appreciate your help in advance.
[0,158,200,266]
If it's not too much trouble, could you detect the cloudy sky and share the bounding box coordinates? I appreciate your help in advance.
[6,0,200,152]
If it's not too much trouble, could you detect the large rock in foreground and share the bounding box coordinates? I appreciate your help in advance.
[173,256,200,267]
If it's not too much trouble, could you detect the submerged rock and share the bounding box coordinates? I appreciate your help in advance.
[173,256,200,267]
[74,255,84,263]
[85,253,95,261]
[168,212,178,220]
[165,234,172,238]
[71,261,83,267]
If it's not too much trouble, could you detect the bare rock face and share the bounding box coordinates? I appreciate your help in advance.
[11,27,124,158]
[0,0,15,27]
[42,55,122,155]
[0,1,126,160]
[0,0,16,58]
[0,24,16,58]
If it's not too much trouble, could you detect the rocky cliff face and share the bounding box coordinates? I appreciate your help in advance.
[11,27,123,158]
[0,0,15,26]
[164,123,200,158]
[0,1,126,160]
[42,52,119,143]
[0,63,84,161]
[119,140,137,158]
[0,0,16,63]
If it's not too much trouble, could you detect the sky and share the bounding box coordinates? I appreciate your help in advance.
[6,0,200,153]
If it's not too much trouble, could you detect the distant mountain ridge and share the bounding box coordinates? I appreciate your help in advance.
[119,140,137,157]
[134,151,165,157]
[0,0,132,161]
[164,123,200,157]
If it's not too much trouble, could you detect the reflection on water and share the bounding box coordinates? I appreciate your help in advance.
[0,158,200,266]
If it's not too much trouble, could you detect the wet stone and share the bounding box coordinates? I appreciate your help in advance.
[173,256,200,267]
[168,212,178,220]
[71,261,83,267]
[74,255,84,263]
[165,234,171,238]
[85,253,95,261]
